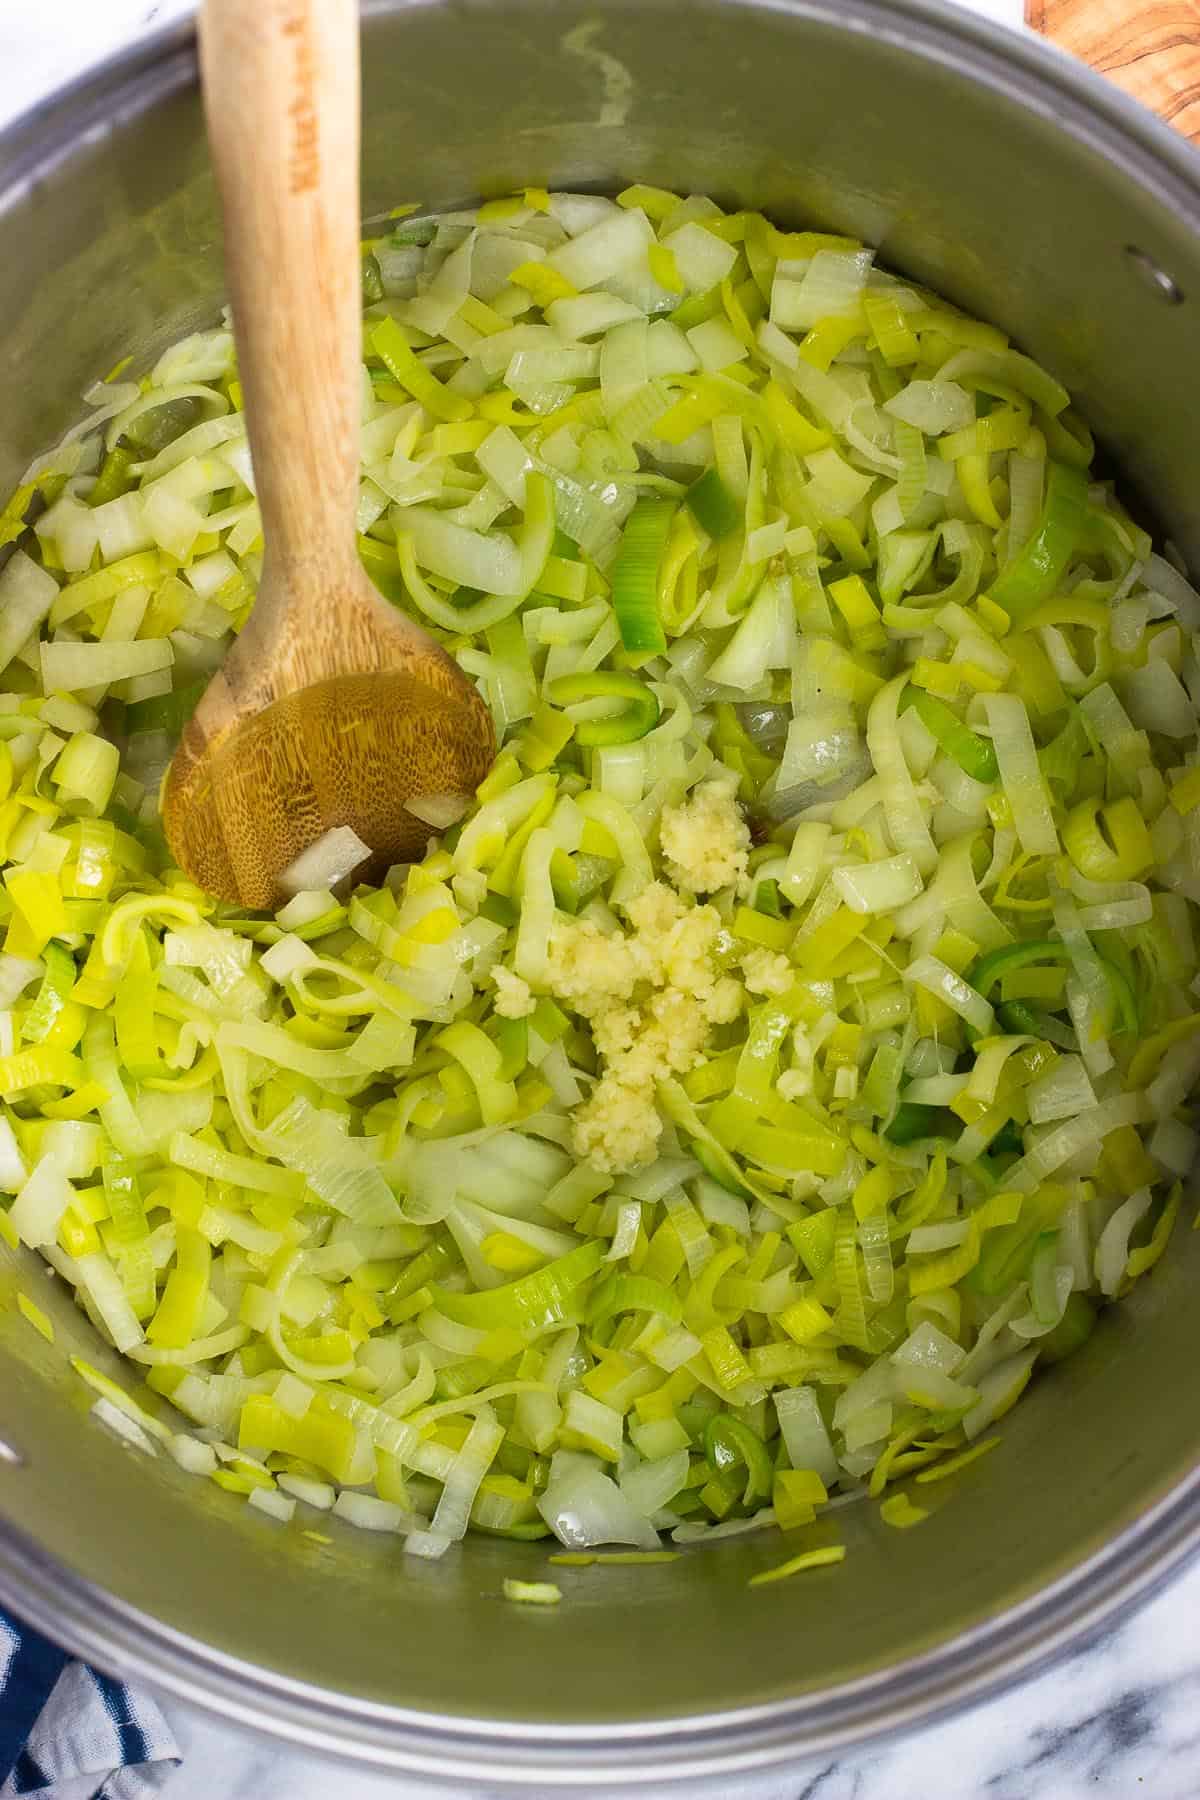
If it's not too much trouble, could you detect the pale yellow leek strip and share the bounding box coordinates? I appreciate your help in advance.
[982,692,1058,857]
[867,676,937,878]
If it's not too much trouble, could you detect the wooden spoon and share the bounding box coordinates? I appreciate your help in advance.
[162,0,494,910]
[1030,0,1200,142]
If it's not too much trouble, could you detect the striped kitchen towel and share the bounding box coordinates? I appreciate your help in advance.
[0,1612,177,1799]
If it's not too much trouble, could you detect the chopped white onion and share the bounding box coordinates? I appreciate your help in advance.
[404,791,472,830]
[277,827,372,898]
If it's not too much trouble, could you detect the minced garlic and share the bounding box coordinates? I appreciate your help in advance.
[491,966,536,1018]
[741,947,794,997]
[545,881,744,1174]
[659,775,750,896]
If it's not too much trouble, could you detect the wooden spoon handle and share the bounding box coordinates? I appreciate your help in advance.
[199,0,363,593]
[1028,0,1200,143]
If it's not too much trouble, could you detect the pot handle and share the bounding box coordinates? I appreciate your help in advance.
[1028,1,1200,142]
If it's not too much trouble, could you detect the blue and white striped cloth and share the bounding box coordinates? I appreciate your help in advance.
[0,1613,177,1800]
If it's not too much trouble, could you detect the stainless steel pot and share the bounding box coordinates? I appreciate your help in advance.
[2,1,1200,1785]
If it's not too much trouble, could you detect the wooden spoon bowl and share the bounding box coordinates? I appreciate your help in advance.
[161,0,493,910]
[164,608,494,909]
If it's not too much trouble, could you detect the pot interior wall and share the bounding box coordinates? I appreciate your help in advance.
[0,0,1199,1764]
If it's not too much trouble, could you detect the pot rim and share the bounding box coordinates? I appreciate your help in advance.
[2,0,1200,1781]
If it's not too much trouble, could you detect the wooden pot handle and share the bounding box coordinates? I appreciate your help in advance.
[1028,0,1200,143]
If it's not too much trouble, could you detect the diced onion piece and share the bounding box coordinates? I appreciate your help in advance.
[1025,1055,1096,1124]
[249,1486,296,1523]
[660,223,738,295]
[405,792,472,831]
[92,1396,157,1455]
[1007,1094,1144,1193]
[277,827,372,898]
[1095,1188,1153,1296]
[537,1455,660,1549]
[1148,1116,1197,1178]
[883,381,975,435]
[170,1433,218,1476]
[404,1529,455,1560]
[774,1387,839,1486]
[832,854,923,915]
[332,1491,408,1532]
[0,552,59,676]
[904,955,994,1035]
[1123,661,1196,738]
[10,1156,74,1248]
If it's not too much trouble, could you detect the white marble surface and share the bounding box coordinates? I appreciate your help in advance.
[9,2,1200,1797]
[158,1561,1200,1800]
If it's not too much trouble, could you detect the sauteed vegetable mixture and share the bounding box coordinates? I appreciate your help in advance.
[0,185,1197,1558]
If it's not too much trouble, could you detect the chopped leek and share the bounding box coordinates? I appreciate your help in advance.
[901,686,998,785]
[686,468,739,539]
[990,462,1089,619]
[0,180,1193,1569]
[503,1578,562,1605]
[609,498,677,654]
[748,1544,846,1586]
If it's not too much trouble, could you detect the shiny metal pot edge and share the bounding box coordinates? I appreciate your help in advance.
[0,0,1199,1782]
[2,1461,1199,1785]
